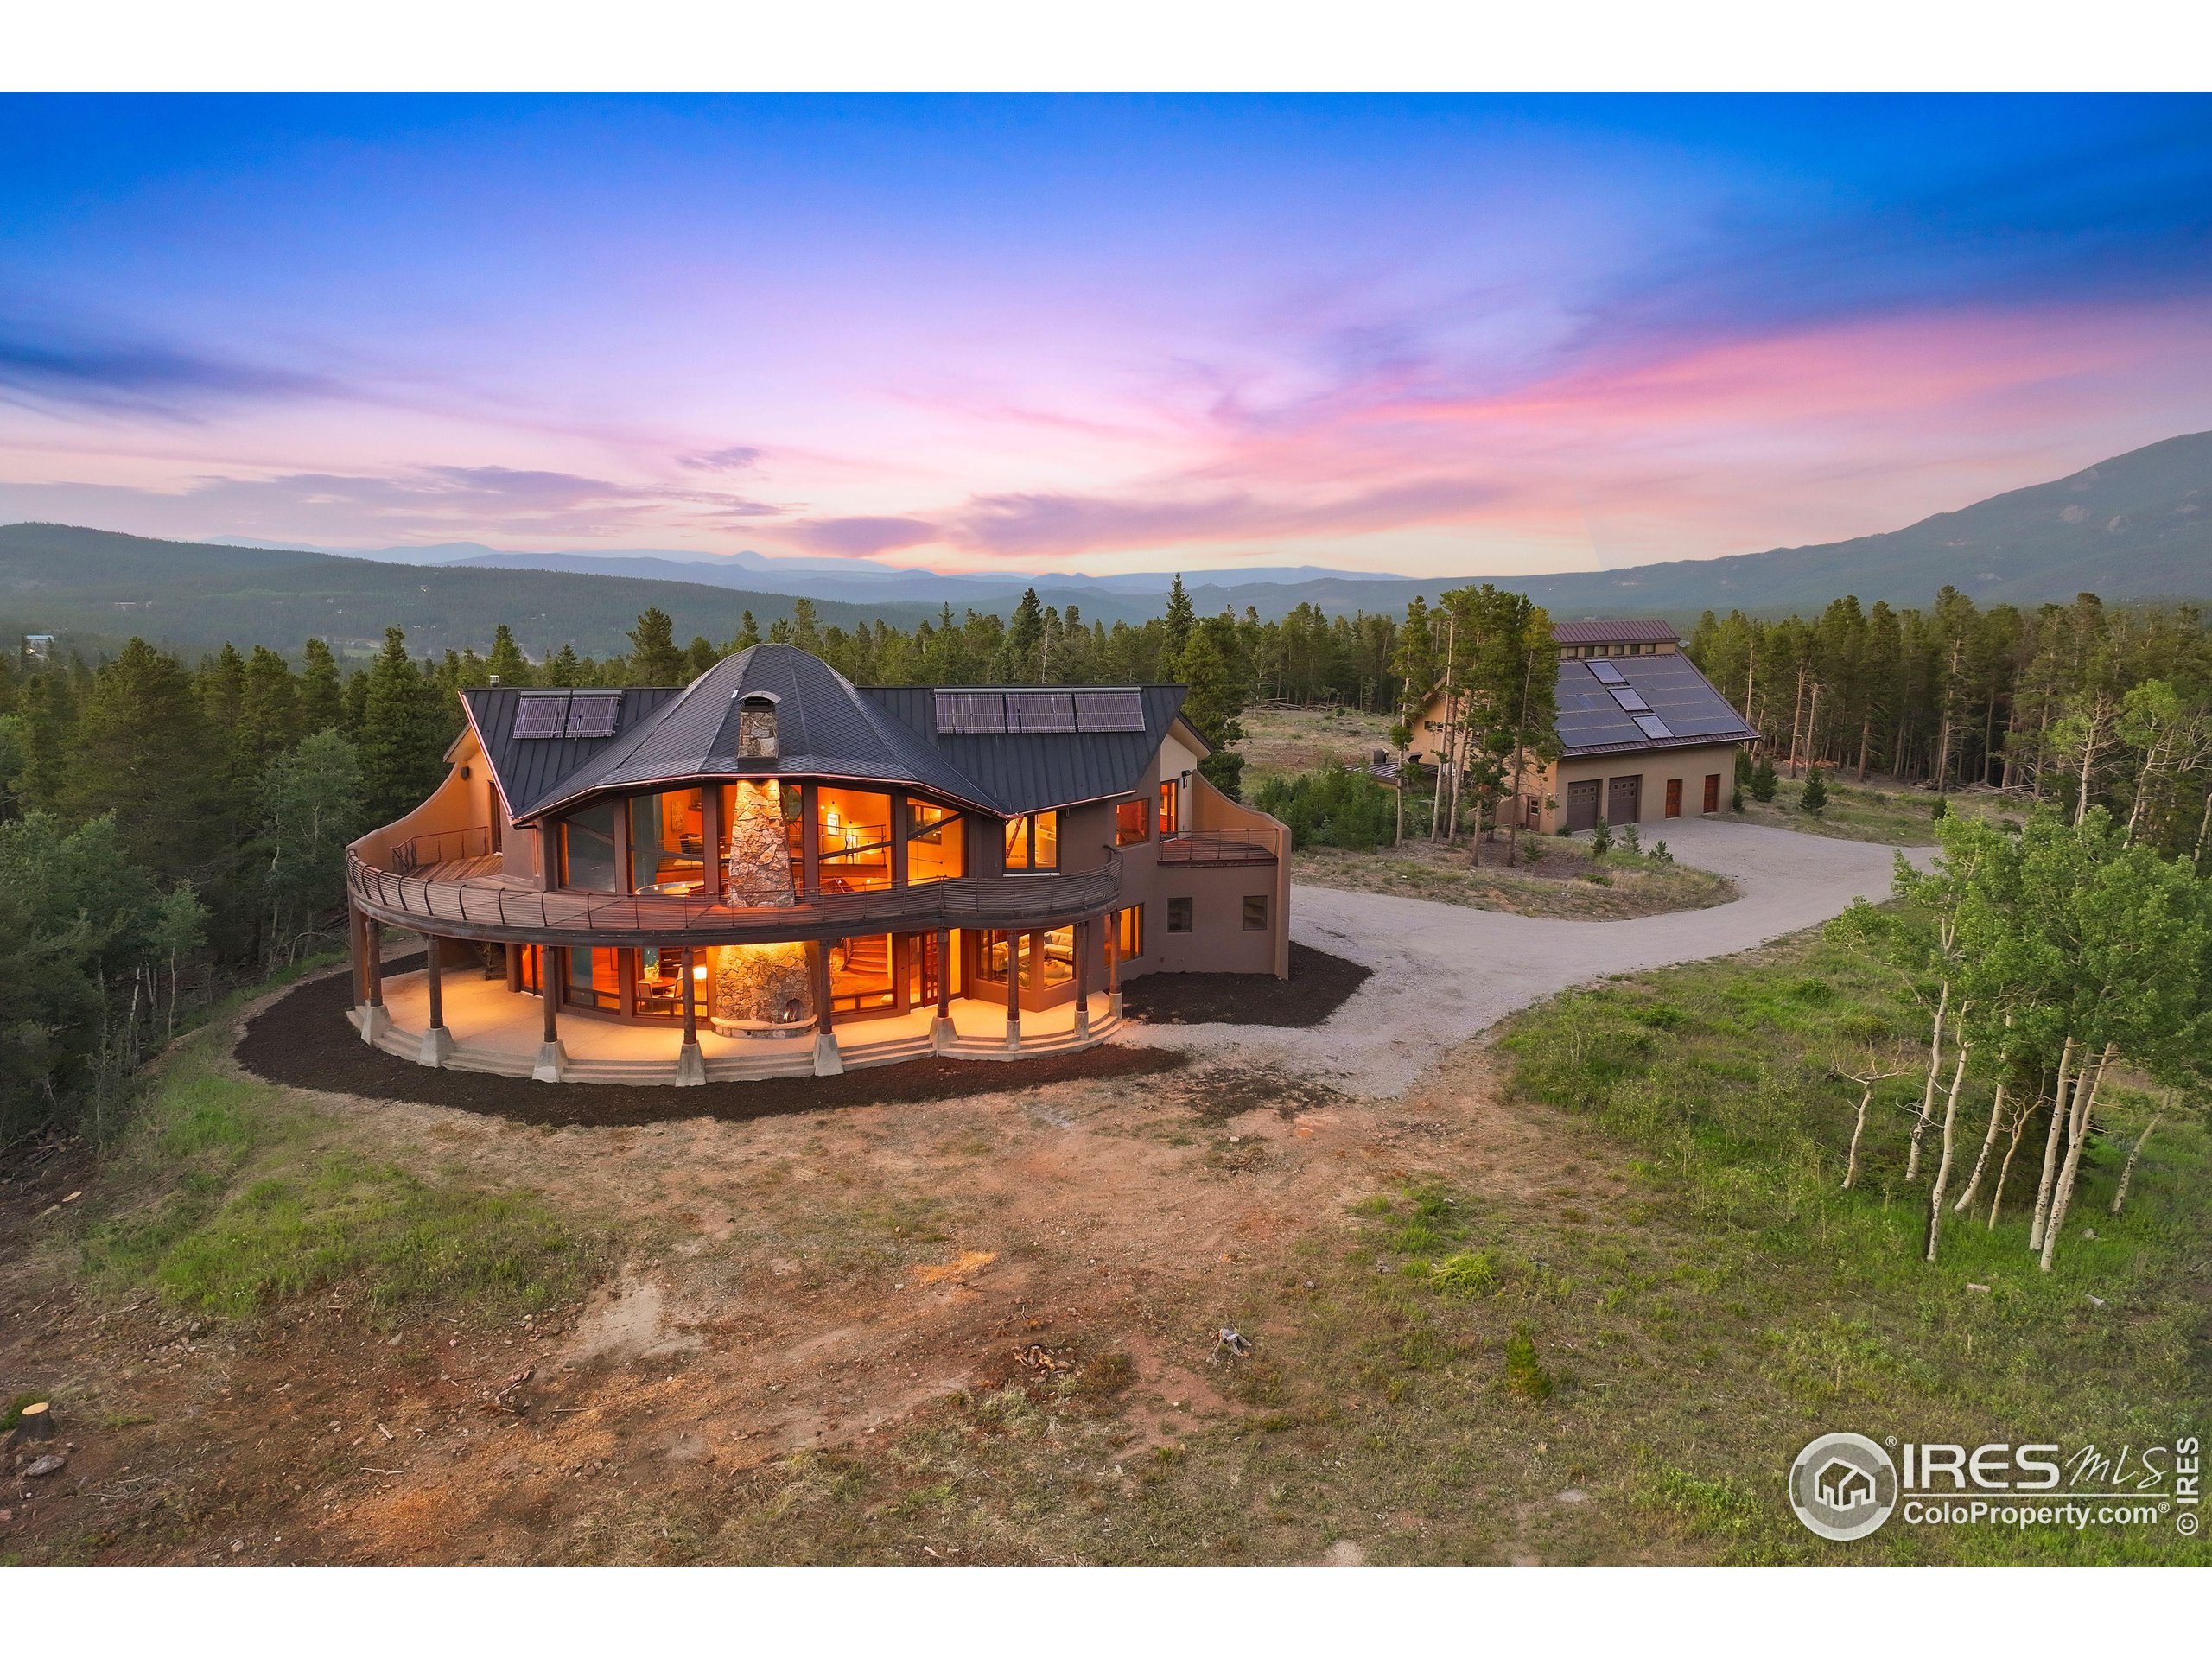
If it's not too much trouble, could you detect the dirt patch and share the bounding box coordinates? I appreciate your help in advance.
[1294,837,1735,920]
[1166,1065,1348,1126]
[236,969,1188,1128]
[1121,942,1370,1028]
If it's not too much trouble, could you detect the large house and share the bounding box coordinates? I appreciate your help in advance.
[1407,619,1756,833]
[345,643,1289,1084]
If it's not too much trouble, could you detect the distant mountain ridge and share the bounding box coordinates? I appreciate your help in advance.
[10,431,2208,657]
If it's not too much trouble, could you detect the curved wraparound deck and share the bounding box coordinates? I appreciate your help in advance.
[346,849,1126,947]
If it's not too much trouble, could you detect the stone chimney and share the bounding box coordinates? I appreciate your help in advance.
[736,693,779,764]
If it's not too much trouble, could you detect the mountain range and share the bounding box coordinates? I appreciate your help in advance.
[6,430,2208,658]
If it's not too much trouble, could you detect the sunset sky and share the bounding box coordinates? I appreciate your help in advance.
[3,93,2209,577]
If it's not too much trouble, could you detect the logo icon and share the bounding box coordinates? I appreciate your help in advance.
[1789,1433,1898,1541]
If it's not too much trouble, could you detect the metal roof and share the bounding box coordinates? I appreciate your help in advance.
[1554,652,1756,757]
[463,644,1188,823]
[1551,618,1682,646]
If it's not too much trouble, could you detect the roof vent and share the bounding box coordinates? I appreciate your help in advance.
[736,692,780,765]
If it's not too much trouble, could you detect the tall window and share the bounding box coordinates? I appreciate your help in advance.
[629,788,705,893]
[1115,798,1148,846]
[906,798,967,884]
[1158,779,1181,837]
[565,945,620,1010]
[1003,811,1060,871]
[817,785,893,892]
[824,935,896,1012]
[1117,906,1143,959]
[560,801,620,893]
[1039,925,1075,987]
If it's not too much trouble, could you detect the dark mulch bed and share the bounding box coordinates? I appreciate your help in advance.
[236,969,1188,1129]
[1119,941,1370,1028]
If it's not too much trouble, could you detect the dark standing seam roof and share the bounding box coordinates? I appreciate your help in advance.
[1554,653,1757,758]
[466,644,1179,824]
[462,685,686,819]
[861,684,1189,817]
[1552,618,1683,646]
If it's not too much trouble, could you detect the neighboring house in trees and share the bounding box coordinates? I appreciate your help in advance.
[345,643,1288,1084]
[1407,619,1756,833]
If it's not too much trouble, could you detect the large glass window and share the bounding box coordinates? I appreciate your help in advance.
[906,799,967,884]
[632,946,690,1019]
[1039,925,1076,987]
[1003,811,1060,871]
[630,788,705,894]
[817,786,893,893]
[1158,779,1181,837]
[717,782,803,899]
[1115,798,1148,846]
[565,945,620,1010]
[560,802,620,892]
[981,930,1031,988]
[1117,906,1142,960]
[825,934,895,1013]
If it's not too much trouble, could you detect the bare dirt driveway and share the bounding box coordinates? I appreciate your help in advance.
[1123,817,1936,1096]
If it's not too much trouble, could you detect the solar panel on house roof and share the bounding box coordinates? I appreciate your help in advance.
[1608,686,1652,713]
[1586,660,1625,685]
[511,694,569,738]
[934,690,1007,734]
[1073,690,1147,733]
[1006,691,1077,733]
[1632,714,1675,740]
[565,694,621,738]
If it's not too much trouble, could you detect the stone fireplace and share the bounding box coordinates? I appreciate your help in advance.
[711,781,812,1035]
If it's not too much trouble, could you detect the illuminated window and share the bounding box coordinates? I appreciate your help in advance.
[1117,906,1143,959]
[564,946,620,1011]
[817,785,893,893]
[824,934,896,1013]
[1039,925,1075,986]
[1158,779,1181,837]
[1002,811,1060,871]
[632,945,688,1019]
[629,788,705,894]
[716,780,804,897]
[906,798,967,884]
[1115,798,1148,846]
[559,802,620,893]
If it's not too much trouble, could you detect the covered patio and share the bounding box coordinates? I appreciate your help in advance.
[348,964,1120,1084]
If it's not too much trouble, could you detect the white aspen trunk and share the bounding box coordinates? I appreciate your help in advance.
[1843,1080,1876,1190]
[1924,1040,1970,1262]
[2195,786,2212,868]
[2040,1042,2114,1273]
[1904,978,1948,1181]
[2109,1111,2160,1216]
[1953,1080,2007,1213]
[2028,1037,2076,1252]
[2074,710,2100,824]
[1988,1096,2032,1230]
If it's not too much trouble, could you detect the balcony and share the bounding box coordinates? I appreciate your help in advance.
[349,830,1125,947]
[1154,829,1281,867]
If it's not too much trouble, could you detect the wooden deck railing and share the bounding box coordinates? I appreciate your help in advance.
[349,843,1126,945]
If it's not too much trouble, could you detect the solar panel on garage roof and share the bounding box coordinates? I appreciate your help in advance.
[1608,686,1652,713]
[511,695,569,739]
[1073,690,1147,732]
[565,694,621,738]
[1586,660,1625,685]
[1632,713,1675,740]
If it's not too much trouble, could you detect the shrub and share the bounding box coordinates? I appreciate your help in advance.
[1620,823,1641,855]
[1431,1250,1499,1298]
[1800,767,1828,813]
[1931,794,1948,821]
[1730,786,1745,814]
[1590,818,1613,857]
[1503,1324,1555,1401]
[1649,839,1673,864]
[1253,766,1399,852]
[1749,757,1778,802]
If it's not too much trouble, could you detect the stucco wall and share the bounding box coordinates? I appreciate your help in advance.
[1541,744,1737,831]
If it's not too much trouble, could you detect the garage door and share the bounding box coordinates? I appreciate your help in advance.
[1566,779,1601,832]
[1607,775,1641,824]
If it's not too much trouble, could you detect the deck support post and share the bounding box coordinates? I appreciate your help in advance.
[930,927,956,1052]
[532,957,566,1081]
[1108,912,1123,1020]
[417,937,454,1066]
[676,948,706,1086]
[810,941,843,1076]
[1004,931,1023,1051]
[1073,919,1092,1040]
[359,918,390,1046]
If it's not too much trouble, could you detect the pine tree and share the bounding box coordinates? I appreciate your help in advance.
[299,638,345,734]
[487,624,534,687]
[1801,766,1828,812]
[60,639,226,880]
[548,643,583,685]
[685,634,721,678]
[356,627,448,829]
[1163,575,1195,664]
[997,588,1046,683]
[626,607,688,684]
[1178,614,1250,799]
[732,611,761,652]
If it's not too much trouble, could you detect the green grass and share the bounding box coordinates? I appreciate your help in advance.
[73,1010,592,1324]
[1737,777,2019,844]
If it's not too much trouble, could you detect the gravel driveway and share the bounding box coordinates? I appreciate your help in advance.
[1122,817,1936,1097]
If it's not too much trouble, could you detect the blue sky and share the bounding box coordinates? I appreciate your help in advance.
[3,93,2208,574]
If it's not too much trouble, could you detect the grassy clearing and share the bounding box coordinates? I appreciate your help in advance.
[631,930,2208,1566]
[68,998,593,1325]
[1235,704,1398,787]
[1738,776,2019,844]
[1294,837,1736,919]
